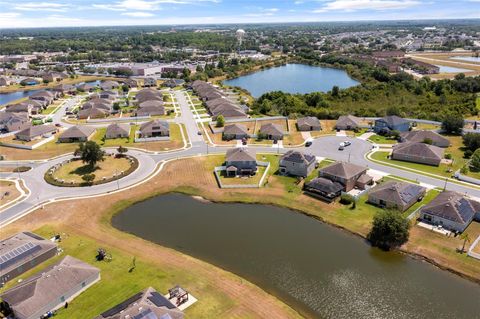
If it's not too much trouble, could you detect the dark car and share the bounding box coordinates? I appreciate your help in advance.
[305,141,312,147]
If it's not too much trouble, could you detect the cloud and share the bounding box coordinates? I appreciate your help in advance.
[121,12,156,17]
[14,2,69,12]
[92,0,220,11]
[314,0,421,12]
[244,7,279,17]
[0,12,21,19]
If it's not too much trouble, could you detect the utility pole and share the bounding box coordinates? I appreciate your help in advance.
[443,177,448,191]
[115,170,120,190]
[348,152,351,163]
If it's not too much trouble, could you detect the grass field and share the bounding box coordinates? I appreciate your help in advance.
[0,180,21,207]
[368,134,398,144]
[52,156,131,184]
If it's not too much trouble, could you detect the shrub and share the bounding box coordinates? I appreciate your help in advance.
[340,193,354,205]
[444,153,452,160]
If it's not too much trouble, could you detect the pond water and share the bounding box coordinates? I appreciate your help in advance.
[112,193,480,319]
[223,64,359,98]
[436,65,472,73]
[0,80,102,106]
[450,56,480,63]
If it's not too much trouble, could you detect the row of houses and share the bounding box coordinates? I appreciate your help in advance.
[133,88,166,117]
[191,80,247,120]
[0,232,186,319]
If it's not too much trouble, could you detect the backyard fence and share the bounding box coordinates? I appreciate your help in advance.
[214,161,270,189]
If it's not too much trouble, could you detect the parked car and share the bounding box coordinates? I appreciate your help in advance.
[305,141,312,147]
[343,141,351,147]
[338,142,345,150]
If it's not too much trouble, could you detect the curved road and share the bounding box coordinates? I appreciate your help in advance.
[1,89,480,227]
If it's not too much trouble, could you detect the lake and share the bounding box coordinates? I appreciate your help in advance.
[451,56,480,63]
[436,65,472,73]
[112,193,480,319]
[223,64,360,97]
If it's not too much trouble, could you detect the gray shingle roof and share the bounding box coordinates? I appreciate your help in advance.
[306,177,344,193]
[392,142,444,160]
[224,123,248,135]
[139,119,169,134]
[297,116,320,127]
[369,181,426,207]
[380,115,410,127]
[336,115,362,128]
[15,125,56,138]
[226,147,256,162]
[420,191,480,224]
[281,150,316,165]
[320,162,367,179]
[259,123,284,136]
[399,130,450,147]
[106,123,130,136]
[59,125,96,139]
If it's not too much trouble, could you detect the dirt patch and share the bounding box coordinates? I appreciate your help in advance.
[0,180,21,207]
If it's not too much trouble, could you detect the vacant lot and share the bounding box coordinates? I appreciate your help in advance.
[0,180,21,207]
[52,156,131,184]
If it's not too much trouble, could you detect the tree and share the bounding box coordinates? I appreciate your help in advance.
[74,141,105,168]
[82,174,95,184]
[331,85,340,97]
[216,115,225,127]
[113,102,120,111]
[470,149,480,172]
[459,233,471,253]
[462,133,480,152]
[389,130,400,141]
[423,137,433,145]
[367,210,410,250]
[117,145,128,157]
[441,113,464,135]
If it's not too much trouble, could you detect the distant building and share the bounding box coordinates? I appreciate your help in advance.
[94,287,184,319]
[0,256,100,319]
[0,232,57,284]
[279,150,316,177]
[372,50,405,59]
[419,191,480,233]
[143,77,157,87]
[368,181,426,212]
[100,80,120,90]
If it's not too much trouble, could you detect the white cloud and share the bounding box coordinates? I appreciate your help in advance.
[121,12,156,17]
[14,2,69,12]
[314,0,421,12]
[244,7,279,17]
[0,12,21,19]
[92,0,220,11]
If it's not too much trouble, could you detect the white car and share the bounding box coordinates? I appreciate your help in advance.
[343,141,351,147]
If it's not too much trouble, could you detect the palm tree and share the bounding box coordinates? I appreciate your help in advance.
[460,233,471,253]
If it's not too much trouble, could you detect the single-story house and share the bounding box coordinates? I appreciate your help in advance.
[0,112,31,132]
[94,287,184,319]
[15,125,57,141]
[368,181,426,212]
[5,103,33,115]
[319,161,373,192]
[58,125,96,143]
[297,117,321,131]
[51,84,75,95]
[123,78,139,88]
[225,147,257,176]
[303,177,344,203]
[139,119,169,138]
[279,150,316,177]
[99,90,118,100]
[259,123,284,140]
[105,123,130,139]
[336,115,362,130]
[76,83,96,92]
[100,80,120,90]
[374,115,410,133]
[391,142,445,166]
[42,72,66,83]
[419,191,480,233]
[143,77,157,87]
[223,123,249,140]
[0,232,57,285]
[77,107,110,120]
[163,79,184,88]
[0,256,100,319]
[399,130,450,148]
[29,91,55,105]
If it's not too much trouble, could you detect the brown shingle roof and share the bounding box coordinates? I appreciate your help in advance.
[320,162,367,179]
[224,123,248,135]
[392,142,444,161]
[369,181,426,207]
[226,147,256,162]
[400,130,450,147]
[259,123,284,136]
[59,125,96,139]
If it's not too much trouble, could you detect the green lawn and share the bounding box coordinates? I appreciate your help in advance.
[0,225,234,319]
[41,105,59,115]
[368,134,398,144]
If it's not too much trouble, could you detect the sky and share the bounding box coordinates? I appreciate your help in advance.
[0,0,479,29]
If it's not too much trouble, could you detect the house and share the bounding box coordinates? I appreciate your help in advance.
[223,123,249,140]
[76,83,96,92]
[0,232,57,285]
[139,119,170,138]
[77,107,110,120]
[143,77,157,87]
[95,287,184,319]
[319,162,373,192]
[163,79,185,88]
[135,89,163,104]
[372,50,405,59]
[225,147,257,176]
[51,84,75,95]
[368,181,426,212]
[279,150,316,177]
[0,112,30,132]
[399,130,450,148]
[58,125,96,143]
[29,91,55,105]
[135,105,166,117]
[0,76,11,86]
[297,117,321,131]
[42,72,66,83]
[336,115,362,130]
[100,80,120,90]
[419,191,480,233]
[123,78,138,88]
[105,123,130,139]
[15,125,57,141]
[259,123,284,140]
[5,103,33,115]
[0,256,100,319]
[374,115,410,133]
[303,177,344,203]
[391,142,445,166]
[99,90,118,100]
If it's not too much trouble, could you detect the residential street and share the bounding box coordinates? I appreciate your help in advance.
[1,89,479,227]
